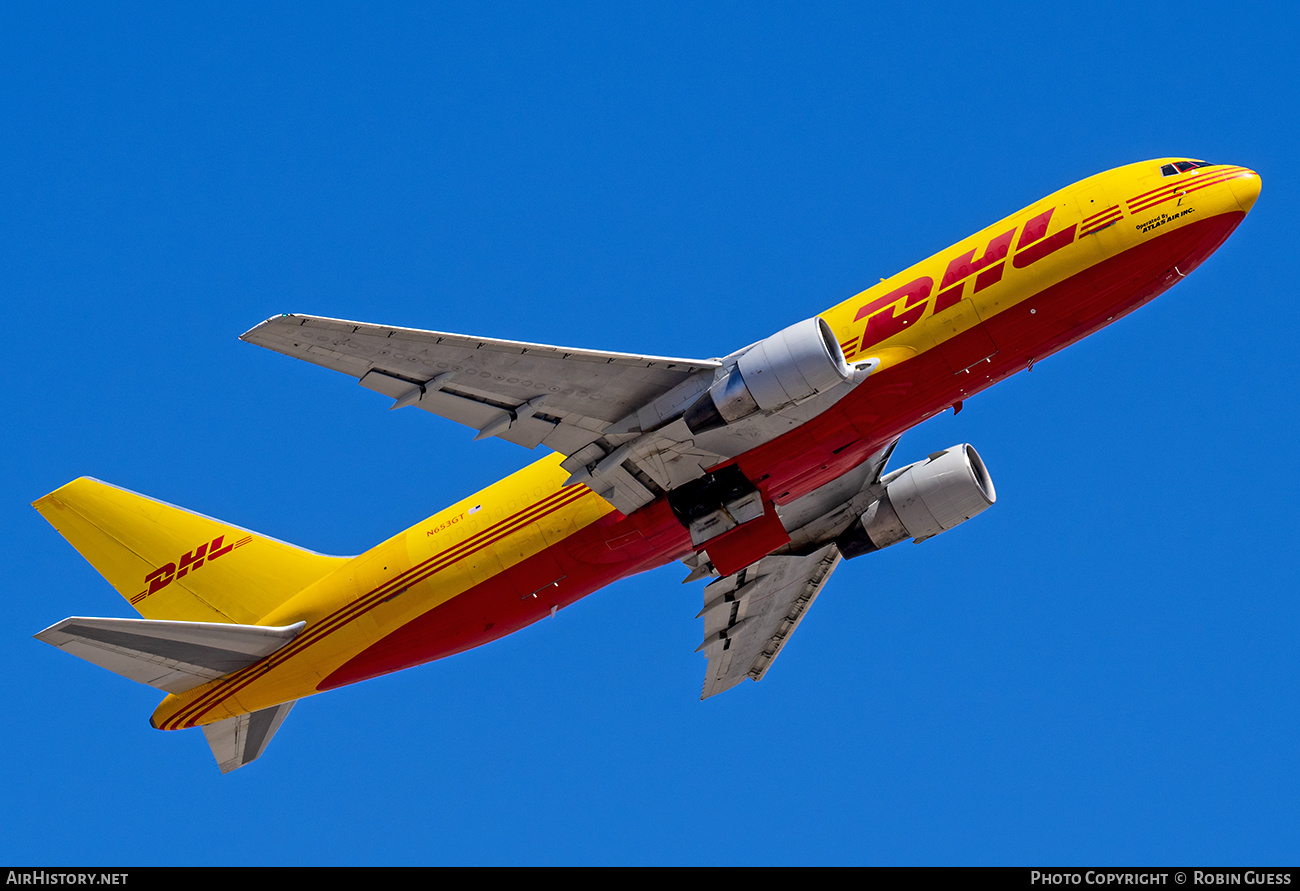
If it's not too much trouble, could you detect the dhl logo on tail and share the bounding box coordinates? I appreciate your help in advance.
[132,534,253,605]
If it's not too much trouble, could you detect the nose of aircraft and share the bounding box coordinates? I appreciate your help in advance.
[1230,167,1262,213]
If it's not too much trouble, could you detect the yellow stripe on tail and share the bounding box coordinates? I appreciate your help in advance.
[34,478,348,624]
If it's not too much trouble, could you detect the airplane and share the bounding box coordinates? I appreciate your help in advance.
[33,158,1260,772]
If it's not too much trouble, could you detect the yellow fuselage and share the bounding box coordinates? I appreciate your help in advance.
[151,159,1259,730]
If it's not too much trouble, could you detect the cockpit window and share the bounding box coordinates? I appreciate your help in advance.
[1161,160,1214,176]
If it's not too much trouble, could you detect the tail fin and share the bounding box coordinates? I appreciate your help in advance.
[34,478,348,624]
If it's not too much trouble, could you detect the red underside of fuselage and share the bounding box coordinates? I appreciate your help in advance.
[320,211,1244,691]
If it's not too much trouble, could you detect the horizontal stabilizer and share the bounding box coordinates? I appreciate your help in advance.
[202,700,296,773]
[35,617,306,694]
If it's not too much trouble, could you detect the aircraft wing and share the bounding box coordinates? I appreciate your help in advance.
[241,314,721,456]
[696,543,842,698]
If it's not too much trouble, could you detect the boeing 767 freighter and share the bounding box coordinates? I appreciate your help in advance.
[34,158,1260,771]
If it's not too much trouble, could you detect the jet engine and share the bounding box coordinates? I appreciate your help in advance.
[683,317,869,434]
[837,444,996,557]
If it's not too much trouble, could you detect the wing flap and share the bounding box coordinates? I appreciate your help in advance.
[35,617,306,694]
[242,314,719,454]
[358,368,560,448]
[699,545,842,699]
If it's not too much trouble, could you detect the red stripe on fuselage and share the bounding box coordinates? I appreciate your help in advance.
[1127,168,1250,215]
[320,210,1247,690]
[163,485,596,728]
[320,497,693,689]
[1081,205,1121,226]
[1126,167,1244,206]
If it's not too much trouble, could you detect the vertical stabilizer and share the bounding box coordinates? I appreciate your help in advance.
[34,478,348,624]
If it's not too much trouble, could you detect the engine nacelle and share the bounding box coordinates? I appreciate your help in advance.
[838,444,996,557]
[684,317,863,434]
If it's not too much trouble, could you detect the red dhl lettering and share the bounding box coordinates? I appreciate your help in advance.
[130,533,252,603]
[853,206,1077,353]
[854,277,932,348]
[1012,207,1077,268]
[176,541,208,579]
[934,226,1015,314]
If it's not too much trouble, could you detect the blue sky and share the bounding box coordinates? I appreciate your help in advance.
[2,3,1296,866]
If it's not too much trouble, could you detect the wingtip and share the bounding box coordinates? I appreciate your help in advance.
[239,313,299,343]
